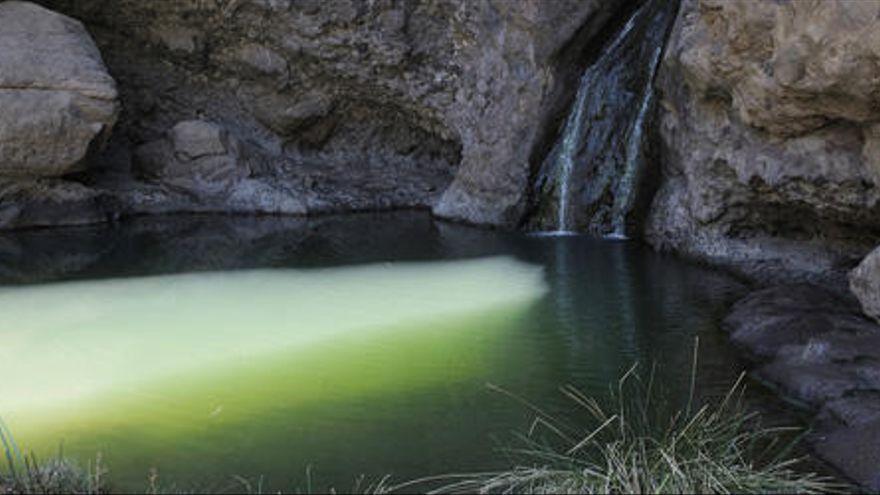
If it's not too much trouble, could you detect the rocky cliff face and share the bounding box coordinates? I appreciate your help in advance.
[5,0,880,289]
[648,0,880,285]
[649,5,880,484]
[24,0,625,226]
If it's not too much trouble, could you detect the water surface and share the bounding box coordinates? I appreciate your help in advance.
[0,212,748,492]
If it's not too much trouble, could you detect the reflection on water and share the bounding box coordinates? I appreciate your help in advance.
[0,212,748,492]
[0,257,547,415]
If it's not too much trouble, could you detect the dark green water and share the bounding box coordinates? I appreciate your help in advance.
[0,212,750,492]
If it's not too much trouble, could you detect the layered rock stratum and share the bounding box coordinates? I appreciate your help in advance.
[725,285,880,490]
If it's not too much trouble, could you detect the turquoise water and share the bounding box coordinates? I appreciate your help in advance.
[0,212,747,492]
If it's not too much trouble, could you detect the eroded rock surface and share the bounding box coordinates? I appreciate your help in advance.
[647,0,880,285]
[129,119,306,216]
[0,179,115,230]
[33,0,625,226]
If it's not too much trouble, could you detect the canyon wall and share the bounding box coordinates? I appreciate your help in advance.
[648,0,880,285]
[3,0,880,290]
[22,0,625,227]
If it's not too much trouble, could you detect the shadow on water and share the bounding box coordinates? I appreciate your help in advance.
[0,211,805,491]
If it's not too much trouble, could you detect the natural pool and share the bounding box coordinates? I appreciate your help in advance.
[0,212,750,492]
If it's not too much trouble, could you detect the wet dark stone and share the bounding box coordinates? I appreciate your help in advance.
[723,284,876,359]
[724,283,880,489]
[821,393,880,427]
[814,419,880,493]
[756,360,859,407]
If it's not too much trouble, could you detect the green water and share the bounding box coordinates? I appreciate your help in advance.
[0,212,748,492]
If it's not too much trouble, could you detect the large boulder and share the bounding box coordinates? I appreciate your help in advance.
[0,1,118,178]
[851,247,880,324]
[647,0,880,283]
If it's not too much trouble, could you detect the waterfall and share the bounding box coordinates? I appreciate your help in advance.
[555,77,587,233]
[556,14,639,233]
[556,84,587,232]
[609,42,665,239]
[530,0,680,237]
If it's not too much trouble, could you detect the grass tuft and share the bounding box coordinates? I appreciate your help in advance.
[0,347,850,494]
[0,419,105,495]
[410,363,846,494]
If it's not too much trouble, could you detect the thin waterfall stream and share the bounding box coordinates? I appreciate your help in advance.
[554,76,587,233]
[555,13,638,234]
[530,0,680,236]
[610,41,665,238]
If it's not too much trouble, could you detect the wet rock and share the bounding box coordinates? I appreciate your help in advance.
[526,0,678,236]
[723,285,875,358]
[0,179,113,229]
[757,360,859,407]
[756,335,880,407]
[814,419,880,492]
[821,393,880,428]
[725,284,880,488]
[647,0,880,284]
[0,1,117,178]
[434,0,625,226]
[851,247,880,324]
